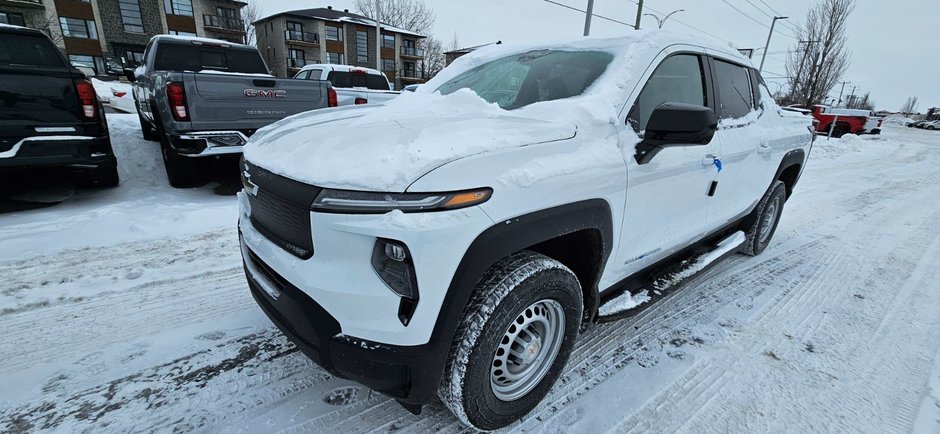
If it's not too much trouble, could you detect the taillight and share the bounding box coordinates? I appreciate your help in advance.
[76,80,97,120]
[354,97,368,105]
[166,82,189,121]
[327,87,338,108]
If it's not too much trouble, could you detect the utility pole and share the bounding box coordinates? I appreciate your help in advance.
[583,0,595,36]
[634,0,644,30]
[759,16,788,72]
[836,81,849,107]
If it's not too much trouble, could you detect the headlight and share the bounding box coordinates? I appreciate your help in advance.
[311,188,492,213]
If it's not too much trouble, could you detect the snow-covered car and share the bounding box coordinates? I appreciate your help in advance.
[922,120,940,130]
[238,32,813,430]
[293,64,399,105]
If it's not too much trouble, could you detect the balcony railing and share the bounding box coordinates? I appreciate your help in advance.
[1,0,44,8]
[203,14,244,32]
[285,30,319,44]
[400,46,424,57]
[400,69,427,79]
[287,58,312,68]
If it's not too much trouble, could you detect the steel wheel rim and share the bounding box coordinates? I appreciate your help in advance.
[490,299,565,402]
[759,196,780,244]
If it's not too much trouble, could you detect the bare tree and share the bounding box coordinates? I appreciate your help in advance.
[845,91,874,111]
[900,96,919,115]
[782,0,855,107]
[242,0,263,46]
[354,0,446,79]
[26,12,63,46]
[354,0,435,36]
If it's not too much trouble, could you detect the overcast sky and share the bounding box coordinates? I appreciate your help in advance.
[261,0,938,111]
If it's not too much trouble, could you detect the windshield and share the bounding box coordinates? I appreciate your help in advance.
[435,50,613,110]
[326,71,390,90]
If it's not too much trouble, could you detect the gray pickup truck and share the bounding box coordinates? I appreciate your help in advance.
[129,35,334,187]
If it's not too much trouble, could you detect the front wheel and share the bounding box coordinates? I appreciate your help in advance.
[741,180,787,256]
[439,251,582,431]
[157,121,201,188]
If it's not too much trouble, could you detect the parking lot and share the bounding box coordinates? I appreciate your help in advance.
[2,115,939,432]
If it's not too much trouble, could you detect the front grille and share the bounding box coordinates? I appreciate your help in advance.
[245,246,289,291]
[244,161,321,259]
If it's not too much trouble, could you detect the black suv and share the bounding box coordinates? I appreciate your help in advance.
[0,25,117,186]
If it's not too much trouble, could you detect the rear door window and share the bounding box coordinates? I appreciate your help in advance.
[713,59,754,119]
[0,33,66,67]
[326,71,390,90]
[303,68,323,80]
[154,43,267,73]
[628,54,707,132]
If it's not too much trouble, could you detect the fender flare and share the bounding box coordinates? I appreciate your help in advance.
[774,148,807,195]
[429,199,614,346]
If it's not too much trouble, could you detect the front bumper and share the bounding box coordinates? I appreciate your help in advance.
[242,237,450,404]
[0,135,115,168]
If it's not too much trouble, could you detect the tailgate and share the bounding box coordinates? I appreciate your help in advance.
[188,73,326,128]
[0,67,85,140]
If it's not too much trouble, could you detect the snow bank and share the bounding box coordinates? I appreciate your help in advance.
[598,290,652,316]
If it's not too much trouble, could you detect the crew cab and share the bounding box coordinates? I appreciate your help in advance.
[238,32,813,430]
[810,105,869,137]
[294,64,399,106]
[129,35,334,187]
[0,24,117,186]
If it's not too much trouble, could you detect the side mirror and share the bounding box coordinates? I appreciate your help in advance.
[123,68,137,82]
[635,102,718,165]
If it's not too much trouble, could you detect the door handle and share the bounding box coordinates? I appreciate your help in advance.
[758,143,772,154]
[701,154,718,166]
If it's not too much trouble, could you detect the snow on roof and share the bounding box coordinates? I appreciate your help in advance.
[256,7,425,38]
[299,63,383,75]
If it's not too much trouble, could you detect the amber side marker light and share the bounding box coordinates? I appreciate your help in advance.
[444,190,492,208]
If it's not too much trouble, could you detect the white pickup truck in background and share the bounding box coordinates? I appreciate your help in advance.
[294,64,400,106]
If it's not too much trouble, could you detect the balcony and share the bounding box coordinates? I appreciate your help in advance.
[400,68,427,81]
[285,30,319,46]
[0,0,44,8]
[202,14,245,33]
[287,58,311,69]
[400,46,424,58]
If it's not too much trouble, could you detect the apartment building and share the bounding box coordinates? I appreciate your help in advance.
[0,0,246,75]
[254,6,427,89]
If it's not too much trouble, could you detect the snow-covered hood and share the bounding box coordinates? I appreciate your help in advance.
[243,89,577,192]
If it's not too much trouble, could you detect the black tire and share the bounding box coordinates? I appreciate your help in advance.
[157,119,201,188]
[138,110,157,142]
[831,124,849,138]
[439,251,583,431]
[83,164,119,188]
[741,180,787,256]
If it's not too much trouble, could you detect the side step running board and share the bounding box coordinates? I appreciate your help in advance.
[596,231,747,323]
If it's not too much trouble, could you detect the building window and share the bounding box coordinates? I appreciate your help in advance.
[0,12,26,27]
[356,30,369,63]
[382,34,394,49]
[326,52,344,65]
[118,0,144,33]
[402,61,416,77]
[382,58,395,72]
[325,25,342,41]
[59,17,98,39]
[164,0,193,17]
[68,54,105,75]
[123,50,144,68]
[215,6,236,18]
[288,48,305,68]
[169,30,197,36]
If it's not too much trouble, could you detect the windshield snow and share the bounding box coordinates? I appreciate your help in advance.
[435,50,613,110]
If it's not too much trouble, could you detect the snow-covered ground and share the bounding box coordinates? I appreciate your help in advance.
[2,117,940,433]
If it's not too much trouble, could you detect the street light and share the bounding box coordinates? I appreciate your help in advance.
[643,9,685,29]
[759,16,788,72]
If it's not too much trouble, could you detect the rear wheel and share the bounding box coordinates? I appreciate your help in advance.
[439,251,582,431]
[742,180,787,256]
[831,124,849,138]
[157,119,201,188]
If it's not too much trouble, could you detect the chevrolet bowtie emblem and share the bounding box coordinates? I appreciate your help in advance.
[241,165,259,196]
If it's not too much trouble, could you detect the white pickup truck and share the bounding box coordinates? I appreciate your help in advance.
[293,64,399,106]
[239,32,814,430]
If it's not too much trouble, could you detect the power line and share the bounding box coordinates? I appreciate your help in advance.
[749,0,802,35]
[756,0,782,15]
[541,0,636,29]
[720,0,798,39]
[625,0,736,45]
